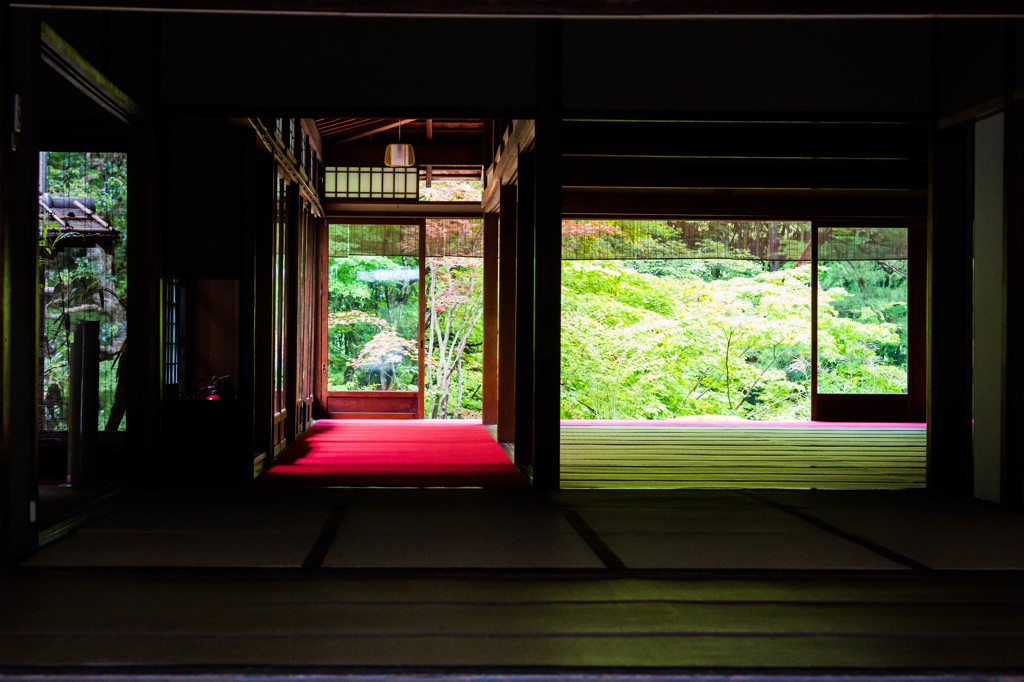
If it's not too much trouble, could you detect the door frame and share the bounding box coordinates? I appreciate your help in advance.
[320,217,426,419]
[811,219,926,422]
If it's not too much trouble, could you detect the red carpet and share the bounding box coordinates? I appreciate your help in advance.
[562,419,926,428]
[260,419,528,488]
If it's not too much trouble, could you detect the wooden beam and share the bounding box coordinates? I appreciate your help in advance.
[481,212,498,425]
[562,188,927,219]
[426,119,434,142]
[323,200,482,218]
[336,119,416,144]
[496,183,518,443]
[13,0,1024,17]
[562,120,929,161]
[562,156,928,191]
[39,21,143,125]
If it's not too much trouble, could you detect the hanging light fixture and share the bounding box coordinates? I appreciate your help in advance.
[385,119,415,167]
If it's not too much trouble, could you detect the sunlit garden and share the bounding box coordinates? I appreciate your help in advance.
[327,217,909,422]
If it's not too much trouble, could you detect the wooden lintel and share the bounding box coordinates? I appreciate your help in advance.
[40,22,143,125]
[562,188,927,219]
[323,200,482,219]
[323,143,483,167]
[563,156,928,192]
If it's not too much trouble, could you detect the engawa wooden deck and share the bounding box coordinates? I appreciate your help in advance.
[560,422,927,490]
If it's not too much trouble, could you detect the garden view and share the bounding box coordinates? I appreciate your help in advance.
[327,215,910,421]
[38,151,128,433]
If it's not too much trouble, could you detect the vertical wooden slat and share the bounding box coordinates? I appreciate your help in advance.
[418,218,426,419]
[533,18,564,490]
[497,183,518,443]
[481,212,499,424]
[928,124,975,495]
[514,151,536,467]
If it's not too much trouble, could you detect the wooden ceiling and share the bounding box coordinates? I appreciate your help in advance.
[316,118,487,180]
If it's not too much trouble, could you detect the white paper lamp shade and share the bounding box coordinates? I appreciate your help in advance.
[385,143,415,167]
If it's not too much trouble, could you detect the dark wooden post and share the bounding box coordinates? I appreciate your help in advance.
[253,165,276,460]
[928,124,975,496]
[1,7,40,564]
[127,114,164,484]
[285,184,300,442]
[67,322,99,487]
[497,183,518,443]
[481,212,499,425]
[1002,28,1023,508]
[532,19,564,490]
[514,151,536,467]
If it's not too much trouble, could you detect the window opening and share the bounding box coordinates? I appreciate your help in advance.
[325,166,418,200]
[560,219,910,422]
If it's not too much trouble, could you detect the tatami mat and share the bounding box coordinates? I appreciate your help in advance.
[564,491,905,569]
[24,487,332,568]
[560,423,927,489]
[756,490,1024,570]
[323,490,603,568]
[22,529,319,567]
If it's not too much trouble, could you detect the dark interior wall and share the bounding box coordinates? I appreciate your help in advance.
[936,19,1008,117]
[164,119,249,278]
[562,20,931,114]
[190,279,240,389]
[158,15,536,113]
[1017,19,1024,87]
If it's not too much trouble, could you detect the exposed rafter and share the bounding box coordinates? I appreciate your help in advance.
[334,119,417,144]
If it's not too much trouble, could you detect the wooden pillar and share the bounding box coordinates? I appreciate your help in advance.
[1,7,40,564]
[514,151,535,467]
[253,167,276,458]
[481,212,499,425]
[315,218,328,418]
[532,19,564,490]
[928,124,974,496]
[497,183,517,443]
[1002,33,1023,508]
[284,184,299,442]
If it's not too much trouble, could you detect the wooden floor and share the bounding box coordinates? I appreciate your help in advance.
[560,423,927,489]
